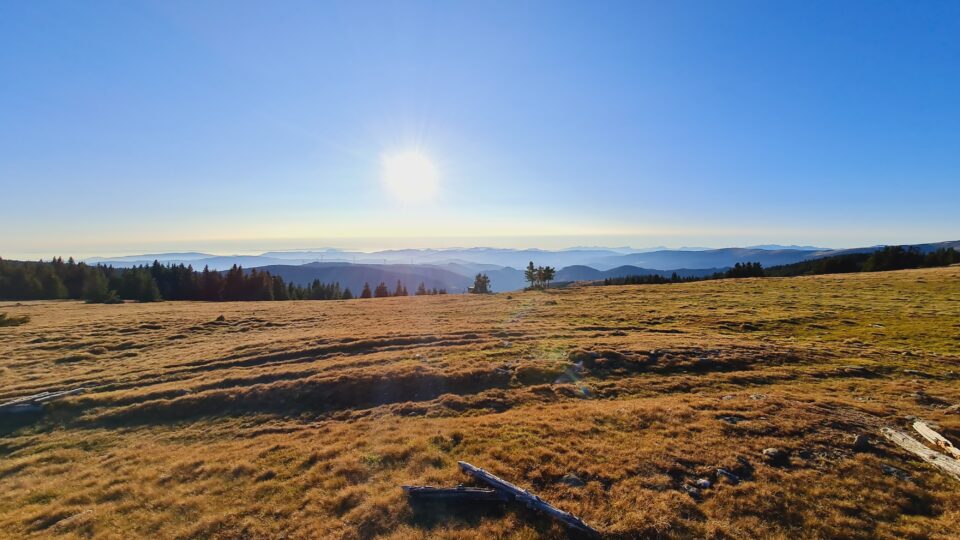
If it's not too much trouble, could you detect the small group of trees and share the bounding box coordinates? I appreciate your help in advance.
[359,280,447,299]
[720,262,765,279]
[524,262,556,290]
[288,279,353,300]
[415,281,447,296]
[470,273,491,294]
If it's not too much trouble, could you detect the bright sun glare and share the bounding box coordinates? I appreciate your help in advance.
[381,150,439,202]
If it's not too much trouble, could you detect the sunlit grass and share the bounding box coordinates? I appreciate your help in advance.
[0,268,958,538]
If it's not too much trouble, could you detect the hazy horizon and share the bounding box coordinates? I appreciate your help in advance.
[7,231,959,262]
[8,235,960,263]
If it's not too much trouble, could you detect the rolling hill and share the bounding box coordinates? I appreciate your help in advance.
[556,265,722,282]
[589,247,820,270]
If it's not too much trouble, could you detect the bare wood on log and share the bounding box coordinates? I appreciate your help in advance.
[0,388,85,412]
[913,421,960,459]
[458,461,601,538]
[33,388,85,403]
[0,392,52,408]
[402,485,510,502]
[881,427,960,482]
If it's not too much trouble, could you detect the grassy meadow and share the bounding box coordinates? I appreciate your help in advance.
[1,267,959,539]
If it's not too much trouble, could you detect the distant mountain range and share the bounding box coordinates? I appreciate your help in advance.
[86,245,831,271]
[81,240,959,293]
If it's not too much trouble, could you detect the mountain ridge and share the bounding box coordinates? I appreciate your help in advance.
[74,240,960,292]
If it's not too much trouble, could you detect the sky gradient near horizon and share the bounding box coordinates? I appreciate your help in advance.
[2,1,959,259]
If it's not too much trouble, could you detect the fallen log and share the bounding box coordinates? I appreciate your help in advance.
[458,461,601,538]
[0,388,85,414]
[881,427,960,482]
[913,421,960,460]
[403,485,510,502]
[0,392,52,408]
[33,388,85,403]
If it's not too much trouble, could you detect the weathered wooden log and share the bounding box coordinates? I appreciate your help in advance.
[881,427,960,482]
[913,421,960,460]
[0,392,52,408]
[458,461,601,537]
[33,388,85,403]
[403,485,510,502]
[0,388,85,413]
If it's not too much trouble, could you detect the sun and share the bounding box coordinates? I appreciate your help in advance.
[381,150,439,202]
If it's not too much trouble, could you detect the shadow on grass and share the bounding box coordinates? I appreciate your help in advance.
[408,498,597,539]
[0,410,44,437]
[408,498,508,529]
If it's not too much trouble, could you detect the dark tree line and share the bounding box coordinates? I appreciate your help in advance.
[359,280,446,298]
[414,281,447,295]
[720,262,765,279]
[603,272,701,286]
[0,258,446,303]
[766,246,960,277]
[604,246,960,287]
[763,252,871,276]
[0,257,153,302]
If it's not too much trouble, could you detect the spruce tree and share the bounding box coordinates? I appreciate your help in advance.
[524,261,537,289]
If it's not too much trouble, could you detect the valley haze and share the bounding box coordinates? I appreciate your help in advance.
[78,241,960,293]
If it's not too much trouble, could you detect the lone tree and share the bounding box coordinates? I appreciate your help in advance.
[415,281,428,295]
[471,273,491,294]
[360,282,372,299]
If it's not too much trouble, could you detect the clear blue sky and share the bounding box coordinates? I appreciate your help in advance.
[2,0,958,258]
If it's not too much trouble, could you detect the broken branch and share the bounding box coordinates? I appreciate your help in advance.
[458,461,601,537]
[881,427,960,483]
[913,420,960,460]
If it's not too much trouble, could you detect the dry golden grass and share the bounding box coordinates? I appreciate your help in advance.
[1,267,959,539]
